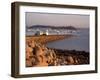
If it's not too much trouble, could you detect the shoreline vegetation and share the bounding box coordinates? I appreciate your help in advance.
[26,35,89,67]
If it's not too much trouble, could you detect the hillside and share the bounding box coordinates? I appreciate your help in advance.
[28,25,77,30]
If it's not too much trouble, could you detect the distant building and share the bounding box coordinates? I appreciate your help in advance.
[35,30,49,36]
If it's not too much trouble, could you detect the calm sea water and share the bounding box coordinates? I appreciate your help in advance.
[46,28,89,52]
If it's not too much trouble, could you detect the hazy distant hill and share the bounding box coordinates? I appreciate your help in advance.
[28,25,77,30]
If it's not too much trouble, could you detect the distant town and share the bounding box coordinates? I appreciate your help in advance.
[26,25,77,36]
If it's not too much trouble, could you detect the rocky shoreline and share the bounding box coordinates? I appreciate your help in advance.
[26,35,73,44]
[26,36,89,67]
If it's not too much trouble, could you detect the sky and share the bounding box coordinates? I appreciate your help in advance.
[26,12,89,28]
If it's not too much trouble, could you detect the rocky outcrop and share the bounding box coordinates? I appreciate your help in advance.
[26,38,89,67]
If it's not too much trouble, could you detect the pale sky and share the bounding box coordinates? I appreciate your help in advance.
[26,12,89,28]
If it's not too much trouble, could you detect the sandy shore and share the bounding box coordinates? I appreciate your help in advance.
[26,35,89,67]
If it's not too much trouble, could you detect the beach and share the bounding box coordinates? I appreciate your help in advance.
[26,35,89,67]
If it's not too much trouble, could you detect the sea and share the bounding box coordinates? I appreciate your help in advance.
[26,28,89,52]
[46,28,89,52]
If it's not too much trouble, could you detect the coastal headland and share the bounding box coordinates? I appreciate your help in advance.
[26,35,89,67]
